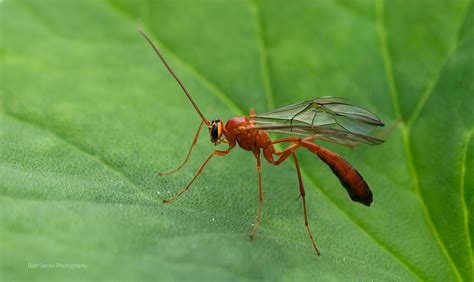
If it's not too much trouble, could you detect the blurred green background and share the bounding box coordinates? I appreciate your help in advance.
[1,0,473,281]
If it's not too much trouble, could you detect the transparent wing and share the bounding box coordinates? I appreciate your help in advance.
[247,97,385,145]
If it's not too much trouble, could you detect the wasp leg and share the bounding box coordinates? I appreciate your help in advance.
[159,120,205,176]
[289,151,320,256]
[163,143,234,203]
[249,150,263,240]
[265,142,320,255]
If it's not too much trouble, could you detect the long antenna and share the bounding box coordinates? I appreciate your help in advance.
[138,29,209,125]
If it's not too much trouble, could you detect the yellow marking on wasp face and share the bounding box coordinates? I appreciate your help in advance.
[217,121,223,139]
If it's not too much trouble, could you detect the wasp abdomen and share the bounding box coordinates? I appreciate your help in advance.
[301,141,373,206]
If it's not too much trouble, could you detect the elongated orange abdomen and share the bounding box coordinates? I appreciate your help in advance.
[301,141,373,206]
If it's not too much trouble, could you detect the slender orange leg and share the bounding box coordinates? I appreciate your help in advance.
[288,152,321,256]
[160,120,205,176]
[272,144,300,164]
[163,144,234,203]
[249,150,263,240]
[266,143,321,255]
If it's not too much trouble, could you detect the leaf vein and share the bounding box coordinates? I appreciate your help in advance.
[460,128,474,279]
[408,0,472,126]
[375,0,463,280]
[248,0,275,111]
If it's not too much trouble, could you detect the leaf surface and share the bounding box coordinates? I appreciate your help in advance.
[1,0,473,281]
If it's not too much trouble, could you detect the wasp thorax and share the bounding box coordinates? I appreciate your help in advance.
[209,119,223,145]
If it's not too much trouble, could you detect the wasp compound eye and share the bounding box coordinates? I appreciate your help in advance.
[211,122,219,140]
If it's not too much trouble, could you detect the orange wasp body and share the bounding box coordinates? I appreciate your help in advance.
[140,30,384,255]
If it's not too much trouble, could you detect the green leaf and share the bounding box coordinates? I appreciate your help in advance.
[1,0,472,281]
